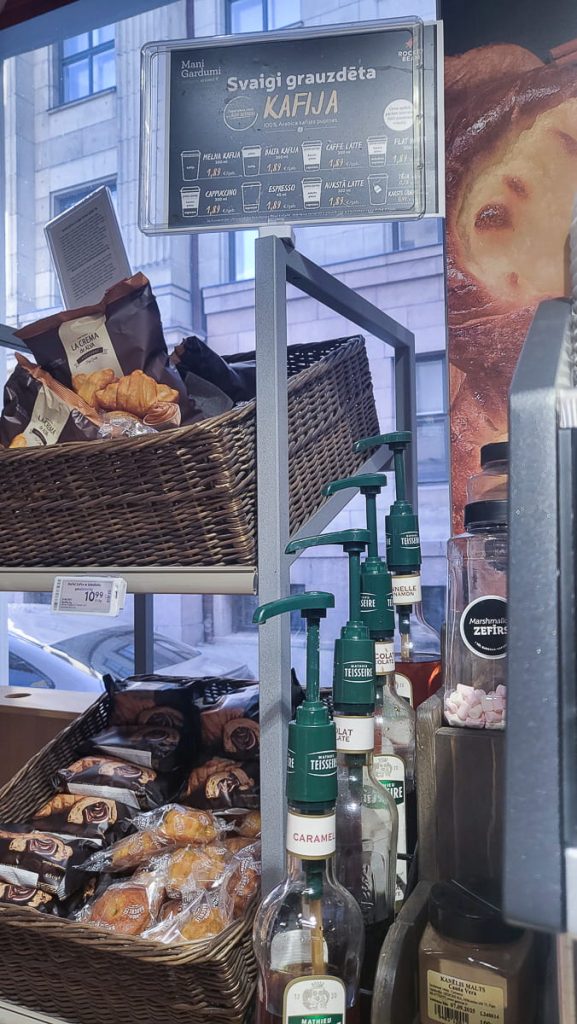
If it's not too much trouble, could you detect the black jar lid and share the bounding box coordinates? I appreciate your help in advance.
[480,441,508,467]
[464,499,508,530]
[429,880,523,945]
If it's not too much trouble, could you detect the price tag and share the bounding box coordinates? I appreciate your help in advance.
[51,576,127,616]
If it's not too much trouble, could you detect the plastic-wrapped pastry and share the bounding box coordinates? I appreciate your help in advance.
[89,725,187,772]
[199,686,258,755]
[220,836,257,855]
[219,842,261,920]
[72,369,117,408]
[142,891,227,945]
[32,793,134,841]
[82,872,165,936]
[0,882,55,913]
[134,805,219,846]
[104,674,199,732]
[216,809,261,839]
[164,843,229,898]
[0,826,94,898]
[54,755,166,810]
[182,757,259,811]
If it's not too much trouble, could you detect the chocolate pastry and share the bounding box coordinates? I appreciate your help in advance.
[0,883,54,912]
[223,718,259,757]
[0,826,93,898]
[55,755,165,810]
[182,757,259,811]
[104,674,199,735]
[89,724,186,772]
[199,686,258,753]
[446,46,577,522]
[32,793,133,841]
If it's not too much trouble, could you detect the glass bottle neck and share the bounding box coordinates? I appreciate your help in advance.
[285,852,337,884]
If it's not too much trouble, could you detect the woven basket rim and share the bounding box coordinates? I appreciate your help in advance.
[0,336,365,462]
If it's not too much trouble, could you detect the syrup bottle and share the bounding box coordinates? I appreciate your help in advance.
[355,431,441,709]
[252,591,364,1024]
[324,474,415,910]
[286,531,397,993]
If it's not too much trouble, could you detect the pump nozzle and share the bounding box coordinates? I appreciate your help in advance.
[355,432,420,574]
[253,590,336,812]
[323,475,387,560]
[287,530,369,624]
[323,475,394,640]
[286,531,375,714]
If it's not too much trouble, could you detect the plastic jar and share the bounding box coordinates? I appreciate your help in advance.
[467,441,508,503]
[444,500,507,729]
[418,880,535,1024]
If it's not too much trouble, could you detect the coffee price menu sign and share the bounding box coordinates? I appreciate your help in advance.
[140,21,427,233]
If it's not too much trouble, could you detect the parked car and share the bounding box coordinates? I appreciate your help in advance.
[8,625,252,690]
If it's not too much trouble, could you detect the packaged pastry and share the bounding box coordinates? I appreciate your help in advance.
[134,805,220,846]
[0,882,55,913]
[181,756,259,811]
[54,755,167,810]
[0,353,102,449]
[220,835,258,856]
[219,842,261,920]
[104,674,199,733]
[83,806,219,874]
[199,686,259,757]
[81,871,165,936]
[217,809,261,839]
[14,274,193,424]
[0,826,94,898]
[164,843,229,898]
[88,724,190,773]
[142,891,227,945]
[32,794,134,842]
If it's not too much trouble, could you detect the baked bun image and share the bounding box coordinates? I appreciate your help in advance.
[446,44,577,520]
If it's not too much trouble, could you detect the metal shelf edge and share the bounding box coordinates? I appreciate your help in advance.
[0,566,257,595]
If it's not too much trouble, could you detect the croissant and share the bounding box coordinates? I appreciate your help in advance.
[96,370,176,419]
[9,435,28,449]
[72,369,117,408]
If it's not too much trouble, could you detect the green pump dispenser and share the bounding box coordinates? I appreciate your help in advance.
[286,530,374,715]
[323,474,394,640]
[253,591,337,812]
[355,431,421,573]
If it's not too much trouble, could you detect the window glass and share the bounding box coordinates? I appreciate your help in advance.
[234,229,258,280]
[417,416,448,484]
[53,180,117,217]
[93,48,116,92]
[62,58,90,102]
[62,33,89,57]
[229,0,264,32]
[270,0,299,27]
[399,218,442,250]
[416,358,445,415]
[94,24,115,44]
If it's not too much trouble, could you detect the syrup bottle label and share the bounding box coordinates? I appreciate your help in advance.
[375,640,395,674]
[283,976,346,1023]
[394,673,414,706]
[286,811,336,859]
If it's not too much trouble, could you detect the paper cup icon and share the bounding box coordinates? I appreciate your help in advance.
[242,181,262,212]
[242,146,261,176]
[368,174,389,206]
[301,141,323,171]
[301,178,322,209]
[181,186,201,217]
[367,137,388,167]
[181,150,201,180]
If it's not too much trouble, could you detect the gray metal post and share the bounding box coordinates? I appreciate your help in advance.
[134,593,154,675]
[394,340,418,510]
[255,234,292,893]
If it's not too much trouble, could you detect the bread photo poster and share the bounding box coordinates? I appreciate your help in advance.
[441,0,577,524]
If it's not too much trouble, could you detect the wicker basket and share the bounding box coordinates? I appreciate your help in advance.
[0,688,258,1024]
[0,335,378,567]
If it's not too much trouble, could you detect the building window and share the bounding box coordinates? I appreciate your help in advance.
[57,25,115,105]
[230,229,259,281]
[52,180,117,217]
[416,355,448,484]
[396,219,443,250]
[226,0,297,32]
